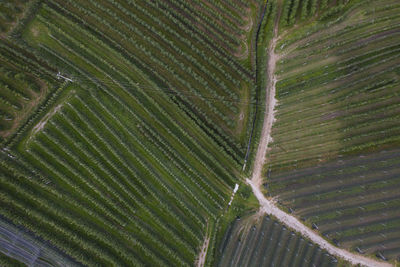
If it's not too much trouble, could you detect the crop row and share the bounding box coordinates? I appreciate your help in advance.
[0,0,262,265]
[266,1,400,171]
[44,1,246,163]
[39,41,237,196]
[217,215,338,267]
[46,37,237,192]
[0,42,53,142]
[269,149,400,259]
[280,0,344,26]
[53,0,246,118]
[89,0,240,104]
[2,2,252,265]
[0,37,62,148]
[189,0,248,34]
[264,0,400,260]
[164,0,242,52]
[33,4,241,179]
[19,96,203,265]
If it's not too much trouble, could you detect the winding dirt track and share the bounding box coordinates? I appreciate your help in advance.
[247,27,392,267]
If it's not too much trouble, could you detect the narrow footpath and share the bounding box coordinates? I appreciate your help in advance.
[247,23,392,267]
[196,236,210,267]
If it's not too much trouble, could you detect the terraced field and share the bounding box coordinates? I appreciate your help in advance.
[217,214,340,267]
[265,0,400,261]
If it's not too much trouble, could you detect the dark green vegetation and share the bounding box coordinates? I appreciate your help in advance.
[0,55,48,139]
[0,0,399,266]
[0,0,266,266]
[0,34,56,142]
[265,0,400,261]
[0,251,26,267]
[217,214,340,267]
[279,0,347,27]
[28,0,256,159]
[205,183,259,267]
[0,0,30,34]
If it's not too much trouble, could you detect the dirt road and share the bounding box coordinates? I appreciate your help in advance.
[248,28,392,267]
[247,179,392,267]
[250,33,279,188]
[196,236,210,267]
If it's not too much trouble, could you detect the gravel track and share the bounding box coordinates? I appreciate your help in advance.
[247,23,393,267]
[196,236,210,267]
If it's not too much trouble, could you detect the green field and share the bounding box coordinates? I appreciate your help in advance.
[0,0,262,266]
[0,0,399,266]
[0,0,31,34]
[0,38,55,143]
[0,59,47,139]
[265,0,400,261]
